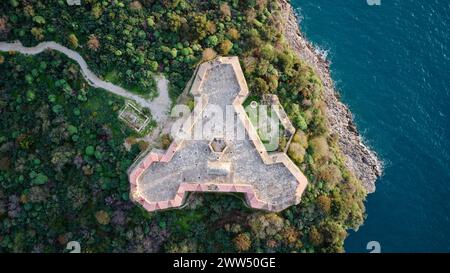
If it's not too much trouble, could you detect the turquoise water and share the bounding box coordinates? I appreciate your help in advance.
[292,0,450,252]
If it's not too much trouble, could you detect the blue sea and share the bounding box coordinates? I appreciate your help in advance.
[292,0,450,252]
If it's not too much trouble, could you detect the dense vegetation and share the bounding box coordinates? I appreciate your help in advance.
[0,0,366,252]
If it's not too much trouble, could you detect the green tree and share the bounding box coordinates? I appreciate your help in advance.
[87,35,100,51]
[85,146,95,156]
[292,131,308,149]
[91,5,103,19]
[220,3,232,18]
[167,12,185,32]
[202,48,217,61]
[206,35,219,47]
[95,210,110,225]
[309,137,330,163]
[9,0,19,8]
[308,226,323,247]
[227,28,240,40]
[190,14,209,40]
[260,44,275,61]
[317,195,332,214]
[294,115,307,131]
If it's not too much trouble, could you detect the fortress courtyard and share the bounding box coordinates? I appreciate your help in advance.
[128,57,308,212]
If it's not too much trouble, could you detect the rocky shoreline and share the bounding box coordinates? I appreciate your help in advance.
[280,0,382,192]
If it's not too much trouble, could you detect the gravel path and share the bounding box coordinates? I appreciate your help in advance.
[0,41,170,123]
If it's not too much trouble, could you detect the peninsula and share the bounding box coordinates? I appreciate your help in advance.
[0,0,381,253]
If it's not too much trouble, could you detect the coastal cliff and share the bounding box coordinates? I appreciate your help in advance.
[280,0,382,192]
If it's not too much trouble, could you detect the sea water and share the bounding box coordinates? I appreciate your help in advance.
[292,0,450,252]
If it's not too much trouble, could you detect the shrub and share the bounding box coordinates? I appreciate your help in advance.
[256,0,268,11]
[85,146,95,156]
[227,28,240,40]
[31,27,44,41]
[186,97,195,111]
[0,0,368,253]
[260,44,275,61]
[161,134,172,149]
[220,3,232,18]
[308,226,323,247]
[87,35,100,51]
[32,173,48,185]
[281,227,300,245]
[317,164,342,186]
[253,77,269,94]
[288,142,305,164]
[309,137,329,163]
[310,108,327,136]
[168,12,184,32]
[91,6,103,19]
[292,131,308,149]
[255,59,270,76]
[249,213,284,239]
[316,195,332,214]
[294,115,308,131]
[206,35,219,47]
[190,14,209,40]
[68,34,79,48]
[277,51,294,72]
[150,61,159,72]
[33,16,45,25]
[0,17,7,34]
[9,0,19,8]
[95,210,110,225]
[202,48,217,61]
[206,21,216,34]
[146,16,155,28]
[320,221,346,250]
[130,1,143,11]
[267,74,279,91]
